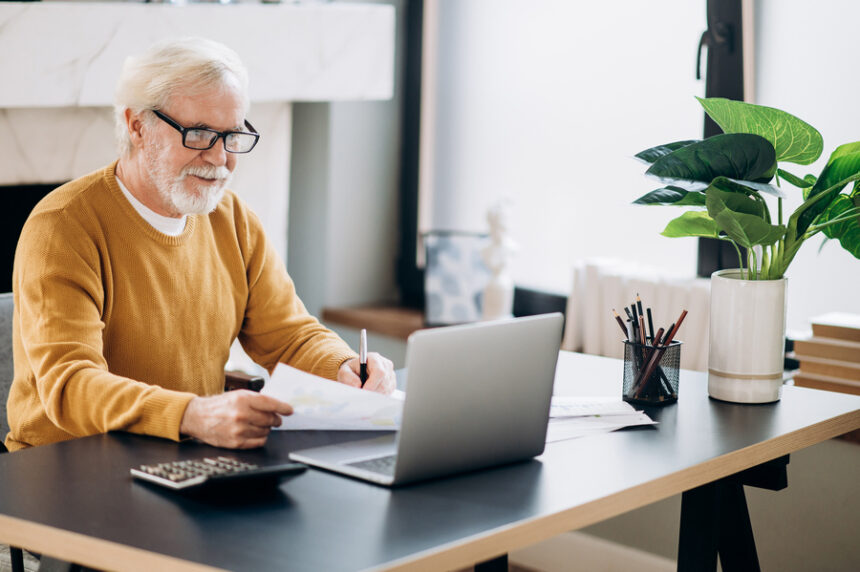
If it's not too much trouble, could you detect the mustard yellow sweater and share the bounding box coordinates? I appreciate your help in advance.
[5,163,356,451]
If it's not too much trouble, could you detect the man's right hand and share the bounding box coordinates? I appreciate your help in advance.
[179,391,293,449]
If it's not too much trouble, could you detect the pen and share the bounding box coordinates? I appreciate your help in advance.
[646,307,655,342]
[359,328,368,387]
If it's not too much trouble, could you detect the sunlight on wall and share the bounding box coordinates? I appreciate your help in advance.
[428,0,706,293]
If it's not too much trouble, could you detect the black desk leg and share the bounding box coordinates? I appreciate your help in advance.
[677,480,760,572]
[717,482,759,571]
[475,554,507,572]
[678,481,720,571]
[10,546,25,572]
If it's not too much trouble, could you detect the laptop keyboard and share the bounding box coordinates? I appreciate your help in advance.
[346,454,397,476]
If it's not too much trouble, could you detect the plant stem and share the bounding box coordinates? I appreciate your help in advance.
[806,206,860,232]
[751,247,759,279]
[723,238,746,278]
[746,247,754,279]
[778,197,783,226]
[761,246,771,279]
[774,239,804,278]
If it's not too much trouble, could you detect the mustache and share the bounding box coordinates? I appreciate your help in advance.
[180,165,232,181]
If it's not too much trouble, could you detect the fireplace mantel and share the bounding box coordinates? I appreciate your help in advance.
[0,1,394,108]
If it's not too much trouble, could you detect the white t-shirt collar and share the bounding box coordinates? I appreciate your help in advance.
[115,177,187,237]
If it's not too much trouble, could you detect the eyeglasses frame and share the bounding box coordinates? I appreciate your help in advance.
[151,109,260,154]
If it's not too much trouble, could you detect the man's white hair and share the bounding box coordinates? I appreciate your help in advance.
[114,37,250,156]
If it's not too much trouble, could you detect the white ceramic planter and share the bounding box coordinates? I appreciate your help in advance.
[708,269,787,403]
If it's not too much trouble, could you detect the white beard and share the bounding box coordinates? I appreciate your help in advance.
[144,139,233,216]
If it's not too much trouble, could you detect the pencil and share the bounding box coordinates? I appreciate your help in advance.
[666,309,688,343]
[612,309,629,339]
[635,310,688,397]
[633,324,661,397]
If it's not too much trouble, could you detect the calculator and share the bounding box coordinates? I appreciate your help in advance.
[130,456,306,490]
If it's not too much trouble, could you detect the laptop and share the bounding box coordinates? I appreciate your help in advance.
[288,312,564,486]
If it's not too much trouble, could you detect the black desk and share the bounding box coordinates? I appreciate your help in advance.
[0,352,858,571]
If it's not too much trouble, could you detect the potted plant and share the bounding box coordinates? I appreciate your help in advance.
[634,97,860,403]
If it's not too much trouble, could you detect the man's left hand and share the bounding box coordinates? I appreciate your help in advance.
[338,353,395,394]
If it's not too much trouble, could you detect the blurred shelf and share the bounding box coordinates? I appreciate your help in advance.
[322,305,424,340]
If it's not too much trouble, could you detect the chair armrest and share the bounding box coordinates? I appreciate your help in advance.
[224,370,265,393]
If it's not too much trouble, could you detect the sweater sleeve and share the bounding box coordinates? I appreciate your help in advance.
[15,210,196,442]
[234,206,357,380]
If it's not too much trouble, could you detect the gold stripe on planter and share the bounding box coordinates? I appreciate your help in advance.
[708,368,783,381]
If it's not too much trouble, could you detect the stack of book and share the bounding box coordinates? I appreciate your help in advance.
[792,312,860,395]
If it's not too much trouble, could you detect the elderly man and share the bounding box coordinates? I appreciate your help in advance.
[5,37,394,452]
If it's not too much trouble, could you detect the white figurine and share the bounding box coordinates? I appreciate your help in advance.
[481,199,518,320]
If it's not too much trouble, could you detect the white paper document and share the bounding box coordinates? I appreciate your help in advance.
[262,364,403,430]
[545,412,656,443]
[549,396,638,418]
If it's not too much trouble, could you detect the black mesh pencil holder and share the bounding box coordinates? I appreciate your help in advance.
[622,341,681,406]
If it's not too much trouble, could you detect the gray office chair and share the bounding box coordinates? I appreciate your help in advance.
[0,293,13,449]
[0,292,29,572]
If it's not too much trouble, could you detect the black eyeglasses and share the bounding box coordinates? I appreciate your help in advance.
[152,109,260,154]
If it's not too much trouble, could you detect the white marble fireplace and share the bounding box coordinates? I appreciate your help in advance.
[0,1,395,260]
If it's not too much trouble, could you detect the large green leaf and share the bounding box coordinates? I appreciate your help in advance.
[661,211,720,238]
[802,174,818,199]
[820,194,860,259]
[726,178,785,198]
[633,186,706,206]
[827,141,860,164]
[706,185,785,247]
[697,97,823,165]
[777,168,813,189]
[707,178,767,218]
[796,149,860,236]
[634,140,700,164]
[646,133,777,185]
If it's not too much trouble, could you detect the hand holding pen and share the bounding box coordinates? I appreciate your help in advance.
[336,329,397,395]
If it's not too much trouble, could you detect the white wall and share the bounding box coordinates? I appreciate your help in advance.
[754,0,860,331]
[423,0,860,330]
[427,0,706,293]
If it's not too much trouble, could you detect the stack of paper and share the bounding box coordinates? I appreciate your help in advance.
[546,396,656,443]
